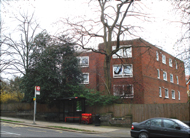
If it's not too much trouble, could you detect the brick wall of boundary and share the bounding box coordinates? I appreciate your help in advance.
[1,103,189,122]
[86,103,190,122]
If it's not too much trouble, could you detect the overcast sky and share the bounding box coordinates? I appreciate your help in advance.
[2,0,182,53]
[1,0,187,80]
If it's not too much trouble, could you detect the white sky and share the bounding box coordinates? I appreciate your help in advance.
[2,0,183,51]
[1,0,187,80]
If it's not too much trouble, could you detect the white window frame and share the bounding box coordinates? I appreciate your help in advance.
[159,87,162,97]
[156,51,159,61]
[163,71,167,81]
[176,76,179,84]
[169,58,173,67]
[165,88,169,98]
[157,69,160,79]
[162,54,166,64]
[170,74,173,83]
[175,60,178,69]
[113,64,133,78]
[178,91,180,100]
[81,73,89,84]
[112,45,132,58]
[113,84,134,98]
[171,90,175,99]
[77,56,89,67]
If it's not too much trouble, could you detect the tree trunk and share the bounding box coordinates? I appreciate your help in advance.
[103,28,112,95]
[104,55,111,95]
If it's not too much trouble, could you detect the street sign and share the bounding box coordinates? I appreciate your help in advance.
[36,91,40,95]
[36,86,40,92]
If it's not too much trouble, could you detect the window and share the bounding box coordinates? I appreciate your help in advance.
[163,71,167,81]
[150,119,162,127]
[157,69,160,79]
[112,46,132,58]
[144,120,151,126]
[178,91,180,100]
[163,119,179,129]
[176,76,179,84]
[81,73,89,84]
[156,51,159,61]
[159,87,162,97]
[77,56,89,67]
[76,101,82,111]
[113,85,134,98]
[170,74,173,83]
[162,54,166,64]
[172,90,175,99]
[113,64,133,78]
[175,60,178,69]
[169,58,173,67]
[165,88,169,98]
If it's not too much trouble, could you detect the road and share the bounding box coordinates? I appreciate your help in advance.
[1,122,105,137]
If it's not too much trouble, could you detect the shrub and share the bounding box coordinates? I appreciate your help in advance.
[75,89,122,106]
[0,91,24,103]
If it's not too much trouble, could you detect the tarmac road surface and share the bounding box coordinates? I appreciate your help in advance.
[0,116,132,137]
[1,122,106,137]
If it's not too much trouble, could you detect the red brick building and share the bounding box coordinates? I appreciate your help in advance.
[77,38,187,104]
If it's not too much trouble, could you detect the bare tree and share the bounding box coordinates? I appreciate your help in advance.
[172,1,190,74]
[0,0,13,85]
[60,0,147,94]
[2,12,39,77]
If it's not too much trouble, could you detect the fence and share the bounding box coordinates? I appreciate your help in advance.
[86,103,190,122]
[1,103,189,122]
[0,103,58,113]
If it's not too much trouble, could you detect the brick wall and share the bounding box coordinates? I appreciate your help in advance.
[141,42,187,104]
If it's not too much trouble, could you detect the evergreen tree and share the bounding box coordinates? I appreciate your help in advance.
[21,32,83,104]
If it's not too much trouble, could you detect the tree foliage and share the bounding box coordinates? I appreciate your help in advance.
[21,32,84,104]
[0,77,24,103]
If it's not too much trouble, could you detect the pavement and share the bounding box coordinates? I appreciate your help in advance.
[0,116,131,137]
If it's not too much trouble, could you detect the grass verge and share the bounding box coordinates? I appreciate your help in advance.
[0,119,24,123]
[48,126,94,132]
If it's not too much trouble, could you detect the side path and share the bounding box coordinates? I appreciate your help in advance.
[0,116,131,137]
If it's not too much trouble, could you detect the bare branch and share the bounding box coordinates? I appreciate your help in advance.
[1,12,40,77]
[57,0,149,94]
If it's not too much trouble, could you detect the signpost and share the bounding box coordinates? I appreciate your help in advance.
[33,86,40,124]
